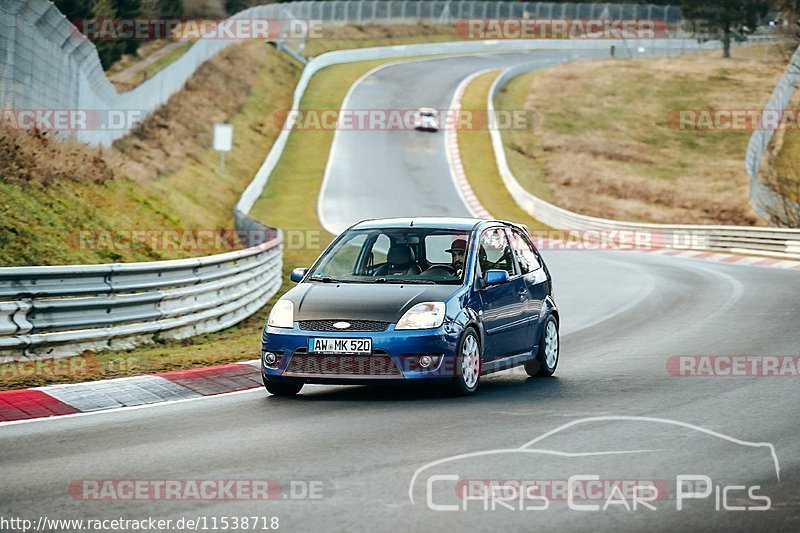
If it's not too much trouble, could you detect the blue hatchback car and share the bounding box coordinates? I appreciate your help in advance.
[261,217,559,396]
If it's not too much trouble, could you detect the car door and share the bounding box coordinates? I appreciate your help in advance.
[508,227,549,351]
[475,227,530,359]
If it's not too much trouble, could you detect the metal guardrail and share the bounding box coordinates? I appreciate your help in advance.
[0,223,282,360]
[486,61,800,260]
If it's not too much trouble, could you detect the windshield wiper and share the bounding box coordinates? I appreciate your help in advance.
[373,278,435,284]
[310,276,345,283]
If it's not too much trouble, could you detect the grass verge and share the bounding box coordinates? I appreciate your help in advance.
[457,70,550,231]
[495,49,790,225]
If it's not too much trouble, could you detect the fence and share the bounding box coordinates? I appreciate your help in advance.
[745,44,800,225]
[486,61,800,260]
[281,1,682,23]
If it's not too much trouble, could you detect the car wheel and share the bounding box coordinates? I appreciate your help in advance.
[524,316,559,377]
[263,378,303,397]
[451,328,481,396]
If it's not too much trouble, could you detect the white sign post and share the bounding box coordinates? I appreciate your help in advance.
[213,123,234,176]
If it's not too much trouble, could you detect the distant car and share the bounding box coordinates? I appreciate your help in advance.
[261,217,559,397]
[413,107,439,132]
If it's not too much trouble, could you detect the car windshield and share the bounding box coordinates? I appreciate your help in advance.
[308,228,470,285]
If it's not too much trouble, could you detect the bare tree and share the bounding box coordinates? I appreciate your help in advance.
[681,0,770,57]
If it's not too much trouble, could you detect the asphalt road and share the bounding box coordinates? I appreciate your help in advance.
[2,52,800,533]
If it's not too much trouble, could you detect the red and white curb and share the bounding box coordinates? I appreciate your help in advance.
[0,360,262,423]
[446,69,493,221]
[638,247,800,270]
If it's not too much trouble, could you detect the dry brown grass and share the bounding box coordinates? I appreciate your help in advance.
[501,50,792,225]
[0,129,115,187]
[2,41,271,188]
[113,41,272,179]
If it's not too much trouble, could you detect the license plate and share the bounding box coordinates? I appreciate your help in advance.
[308,338,372,355]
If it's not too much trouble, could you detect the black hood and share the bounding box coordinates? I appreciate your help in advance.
[281,282,462,323]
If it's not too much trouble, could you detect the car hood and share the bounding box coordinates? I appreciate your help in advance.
[282,282,461,323]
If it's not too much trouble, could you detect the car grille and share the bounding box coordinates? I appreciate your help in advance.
[285,352,401,377]
[298,320,390,332]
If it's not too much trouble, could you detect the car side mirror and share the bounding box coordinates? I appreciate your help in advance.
[484,269,510,286]
[290,267,308,283]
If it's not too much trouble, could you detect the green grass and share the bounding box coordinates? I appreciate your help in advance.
[138,42,194,82]
[458,70,550,230]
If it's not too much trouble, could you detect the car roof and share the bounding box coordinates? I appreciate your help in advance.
[350,217,521,232]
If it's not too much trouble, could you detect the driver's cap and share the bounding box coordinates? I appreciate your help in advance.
[446,239,467,253]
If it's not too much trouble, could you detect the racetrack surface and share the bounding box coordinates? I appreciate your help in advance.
[2,52,800,532]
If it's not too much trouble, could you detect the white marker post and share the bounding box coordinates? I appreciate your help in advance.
[213,123,233,176]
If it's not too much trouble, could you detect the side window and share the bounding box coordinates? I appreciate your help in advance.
[477,228,516,277]
[371,234,391,265]
[318,233,367,277]
[509,229,541,275]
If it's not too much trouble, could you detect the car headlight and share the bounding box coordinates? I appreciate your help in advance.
[267,299,294,328]
[396,302,446,330]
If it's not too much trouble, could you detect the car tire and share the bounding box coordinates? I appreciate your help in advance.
[263,378,303,397]
[450,328,481,396]
[524,315,559,378]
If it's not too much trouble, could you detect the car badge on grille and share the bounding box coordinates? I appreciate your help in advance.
[333,321,351,329]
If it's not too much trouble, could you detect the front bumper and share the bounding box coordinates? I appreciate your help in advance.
[261,323,462,384]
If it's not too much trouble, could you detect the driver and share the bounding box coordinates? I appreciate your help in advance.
[445,239,467,277]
